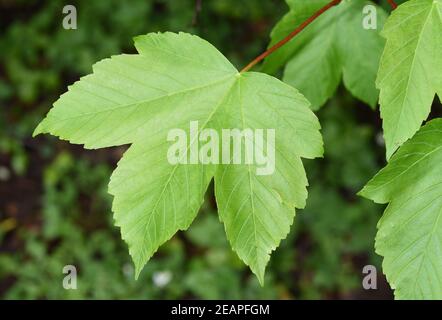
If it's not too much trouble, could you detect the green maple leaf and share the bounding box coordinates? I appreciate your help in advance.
[360,119,442,299]
[262,0,387,110]
[377,0,442,159]
[34,32,323,284]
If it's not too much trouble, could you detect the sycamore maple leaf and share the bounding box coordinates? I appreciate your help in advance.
[377,0,442,158]
[360,119,442,299]
[34,32,323,284]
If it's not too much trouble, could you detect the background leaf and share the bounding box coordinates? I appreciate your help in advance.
[377,0,442,158]
[263,0,387,109]
[360,119,442,299]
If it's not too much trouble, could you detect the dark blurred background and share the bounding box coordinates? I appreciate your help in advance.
[0,0,427,299]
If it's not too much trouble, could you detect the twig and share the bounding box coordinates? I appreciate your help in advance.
[386,0,398,9]
[240,0,342,73]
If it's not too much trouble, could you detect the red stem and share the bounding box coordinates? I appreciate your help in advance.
[240,0,342,73]
[387,0,398,9]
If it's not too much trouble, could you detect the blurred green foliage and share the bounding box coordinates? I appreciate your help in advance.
[1,0,392,299]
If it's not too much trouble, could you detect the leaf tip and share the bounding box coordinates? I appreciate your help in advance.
[134,269,141,281]
[356,187,367,199]
[32,122,45,138]
[133,260,145,280]
[249,258,268,287]
[255,269,266,287]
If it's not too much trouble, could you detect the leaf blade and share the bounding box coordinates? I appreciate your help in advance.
[377,0,442,158]
[360,119,442,299]
[33,32,237,148]
[215,73,322,284]
[34,32,323,283]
